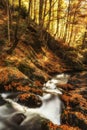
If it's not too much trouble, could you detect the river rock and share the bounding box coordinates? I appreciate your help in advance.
[16,93,42,108]
[0,111,61,130]
[21,113,61,130]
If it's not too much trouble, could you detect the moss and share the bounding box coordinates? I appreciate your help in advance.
[18,62,45,82]
[18,62,34,78]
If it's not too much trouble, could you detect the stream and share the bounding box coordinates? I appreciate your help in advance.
[0,73,70,129]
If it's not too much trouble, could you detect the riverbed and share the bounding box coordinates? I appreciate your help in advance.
[0,73,70,129]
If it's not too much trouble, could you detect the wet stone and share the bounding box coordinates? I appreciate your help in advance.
[0,95,7,106]
[16,93,42,108]
[9,113,26,125]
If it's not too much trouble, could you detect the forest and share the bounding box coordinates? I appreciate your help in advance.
[0,0,87,130]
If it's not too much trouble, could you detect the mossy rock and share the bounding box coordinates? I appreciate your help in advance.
[18,62,35,78]
[21,114,60,130]
[0,66,30,92]
[18,62,45,82]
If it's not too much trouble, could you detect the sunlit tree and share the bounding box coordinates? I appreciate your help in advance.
[6,0,87,48]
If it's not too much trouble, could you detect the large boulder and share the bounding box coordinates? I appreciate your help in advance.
[0,66,31,92]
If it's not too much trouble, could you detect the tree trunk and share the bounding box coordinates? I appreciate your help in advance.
[43,0,47,24]
[19,0,21,8]
[63,0,71,43]
[39,0,44,27]
[27,0,32,24]
[47,0,52,30]
[82,25,87,48]
[7,0,11,46]
[56,0,60,37]
[33,0,36,21]
[7,0,21,53]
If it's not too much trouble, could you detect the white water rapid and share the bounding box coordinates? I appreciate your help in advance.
[0,73,69,126]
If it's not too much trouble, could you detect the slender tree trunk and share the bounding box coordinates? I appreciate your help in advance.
[43,0,47,27]
[82,25,87,48]
[7,0,11,46]
[14,0,21,39]
[33,0,36,21]
[7,0,21,53]
[63,0,71,42]
[11,0,15,12]
[27,0,32,24]
[46,0,52,30]
[56,0,60,37]
[39,0,44,27]
[12,0,14,6]
[72,27,76,44]
[19,0,21,8]
[68,15,76,45]
[30,0,33,18]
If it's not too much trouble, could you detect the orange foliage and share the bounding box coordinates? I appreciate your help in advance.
[4,84,13,91]
[75,112,87,123]
[16,85,30,91]
[34,80,43,87]
[18,93,30,101]
[4,82,43,96]
[57,83,73,90]
[61,94,71,105]
[59,125,81,130]
[48,122,59,130]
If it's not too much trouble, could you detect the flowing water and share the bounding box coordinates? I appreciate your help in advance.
[0,73,69,127]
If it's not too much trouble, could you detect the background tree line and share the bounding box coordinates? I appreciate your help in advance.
[0,0,87,49]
